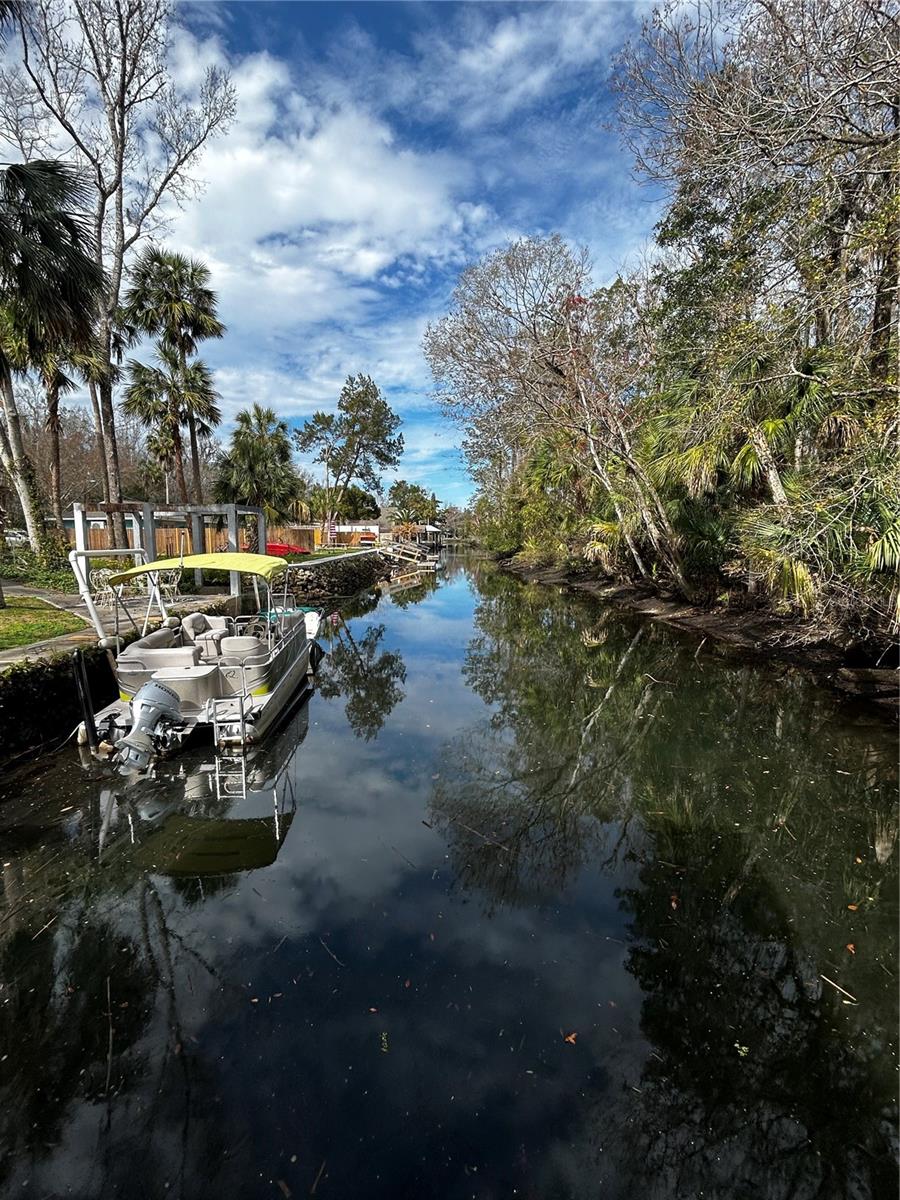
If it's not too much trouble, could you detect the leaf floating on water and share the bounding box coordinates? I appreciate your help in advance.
[846,943,856,954]
[563,1032,577,1045]
[847,904,859,911]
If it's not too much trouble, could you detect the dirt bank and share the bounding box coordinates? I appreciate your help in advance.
[500,558,897,713]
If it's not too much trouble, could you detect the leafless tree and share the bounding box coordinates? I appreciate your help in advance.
[424,236,694,594]
[614,0,899,373]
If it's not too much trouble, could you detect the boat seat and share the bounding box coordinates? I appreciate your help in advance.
[126,627,176,650]
[182,612,229,640]
[219,635,268,666]
[118,633,200,672]
[181,612,230,656]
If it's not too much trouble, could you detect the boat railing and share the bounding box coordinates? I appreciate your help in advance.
[69,546,160,644]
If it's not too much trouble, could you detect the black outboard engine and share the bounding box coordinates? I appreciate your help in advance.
[117,680,182,772]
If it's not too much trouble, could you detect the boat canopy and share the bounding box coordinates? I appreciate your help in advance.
[109,552,288,586]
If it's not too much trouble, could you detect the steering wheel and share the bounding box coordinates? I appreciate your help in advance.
[244,615,267,640]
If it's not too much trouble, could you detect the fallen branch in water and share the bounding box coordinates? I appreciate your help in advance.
[820,974,857,1003]
[443,814,510,853]
[105,976,114,1096]
[318,937,346,967]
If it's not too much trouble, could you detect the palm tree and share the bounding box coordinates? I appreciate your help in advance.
[122,345,220,505]
[179,358,221,496]
[123,249,224,503]
[214,404,301,546]
[0,161,105,561]
[37,349,78,528]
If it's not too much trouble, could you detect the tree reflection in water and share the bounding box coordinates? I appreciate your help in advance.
[316,582,417,740]
[430,564,898,1197]
[0,562,894,1199]
[0,702,310,1198]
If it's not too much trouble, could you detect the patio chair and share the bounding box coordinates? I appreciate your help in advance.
[89,568,115,609]
[157,568,182,602]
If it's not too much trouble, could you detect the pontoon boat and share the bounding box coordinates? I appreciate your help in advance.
[69,550,322,770]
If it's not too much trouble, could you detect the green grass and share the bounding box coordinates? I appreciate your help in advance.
[0,596,88,650]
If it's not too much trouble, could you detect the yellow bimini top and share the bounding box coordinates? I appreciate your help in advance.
[109,552,288,586]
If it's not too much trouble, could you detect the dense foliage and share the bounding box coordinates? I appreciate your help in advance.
[426,0,898,648]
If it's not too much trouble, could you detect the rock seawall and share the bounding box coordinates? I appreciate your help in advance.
[289,551,391,604]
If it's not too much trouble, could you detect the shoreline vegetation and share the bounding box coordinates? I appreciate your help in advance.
[426,0,898,671]
[497,553,898,714]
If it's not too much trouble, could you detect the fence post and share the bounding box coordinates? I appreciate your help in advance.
[141,504,156,563]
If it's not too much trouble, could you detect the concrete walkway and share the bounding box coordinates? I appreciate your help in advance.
[0,582,229,668]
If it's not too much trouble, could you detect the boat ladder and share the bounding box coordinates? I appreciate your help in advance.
[209,694,254,748]
[214,752,248,800]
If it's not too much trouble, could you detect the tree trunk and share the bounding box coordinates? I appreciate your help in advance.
[97,375,128,546]
[870,211,898,381]
[169,409,190,505]
[187,409,203,504]
[0,480,5,607]
[585,440,650,580]
[625,471,695,600]
[88,379,111,505]
[0,370,48,555]
[748,427,789,508]
[45,379,64,528]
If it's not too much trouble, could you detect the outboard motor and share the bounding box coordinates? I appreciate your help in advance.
[117,680,182,772]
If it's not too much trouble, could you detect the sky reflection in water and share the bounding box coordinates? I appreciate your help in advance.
[0,557,896,1200]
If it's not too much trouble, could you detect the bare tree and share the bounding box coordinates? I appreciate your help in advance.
[424,236,693,594]
[614,0,899,374]
[0,0,235,543]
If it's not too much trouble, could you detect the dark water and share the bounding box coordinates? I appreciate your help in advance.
[0,557,896,1200]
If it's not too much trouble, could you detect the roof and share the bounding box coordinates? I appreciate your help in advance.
[109,552,288,585]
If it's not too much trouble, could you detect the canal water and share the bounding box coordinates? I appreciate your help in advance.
[0,557,896,1199]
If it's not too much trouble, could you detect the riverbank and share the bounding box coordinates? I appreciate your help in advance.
[499,557,898,712]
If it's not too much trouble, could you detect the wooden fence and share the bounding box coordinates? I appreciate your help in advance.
[267,526,377,550]
[66,525,233,555]
[66,523,379,555]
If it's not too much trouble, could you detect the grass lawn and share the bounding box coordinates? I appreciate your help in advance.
[0,596,87,650]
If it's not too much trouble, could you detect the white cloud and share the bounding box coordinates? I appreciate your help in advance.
[154,7,650,507]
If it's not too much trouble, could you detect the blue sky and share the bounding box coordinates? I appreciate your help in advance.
[168,1,660,506]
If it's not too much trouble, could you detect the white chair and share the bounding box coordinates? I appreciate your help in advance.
[89,568,115,608]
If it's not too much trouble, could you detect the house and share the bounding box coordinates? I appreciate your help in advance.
[61,509,145,546]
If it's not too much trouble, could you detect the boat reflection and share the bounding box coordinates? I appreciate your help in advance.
[92,695,309,876]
